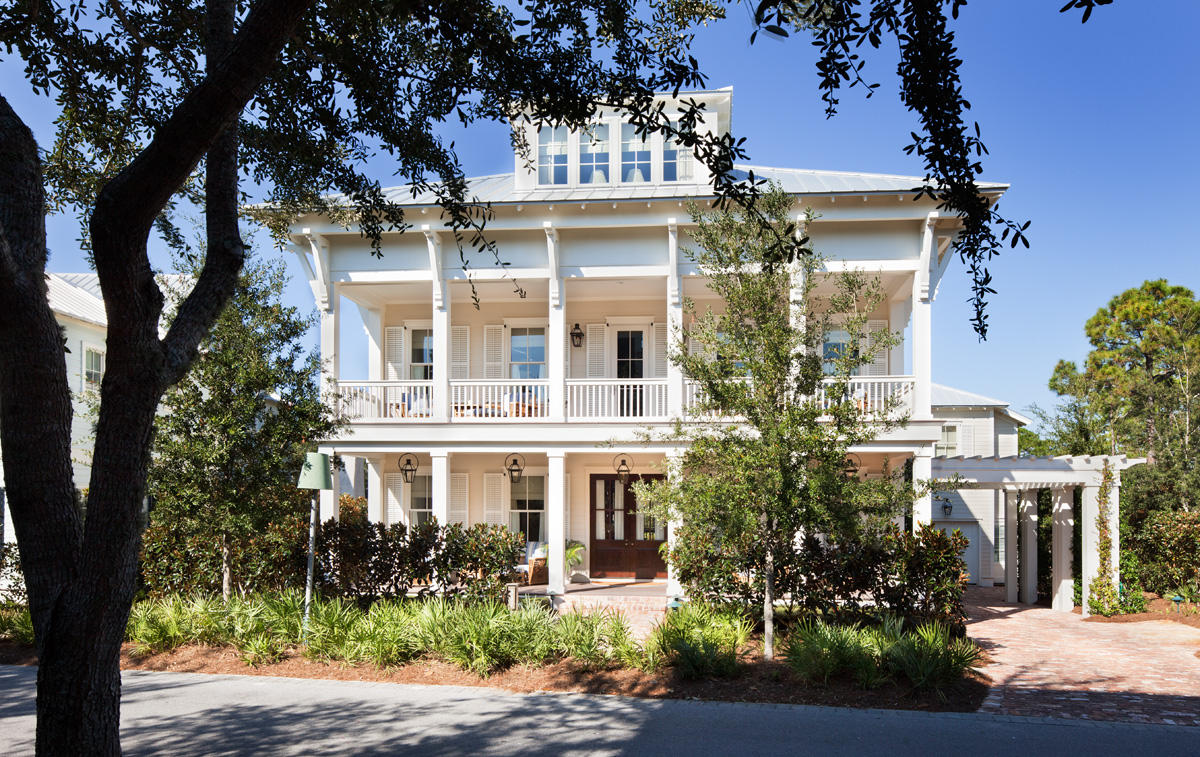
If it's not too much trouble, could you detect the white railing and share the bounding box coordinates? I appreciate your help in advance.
[335,381,435,420]
[566,379,669,420]
[684,376,914,418]
[450,380,550,420]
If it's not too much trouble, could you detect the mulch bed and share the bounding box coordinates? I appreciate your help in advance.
[0,640,990,714]
[1081,594,1200,630]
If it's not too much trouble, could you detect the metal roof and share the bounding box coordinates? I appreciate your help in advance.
[46,273,106,327]
[932,383,1032,426]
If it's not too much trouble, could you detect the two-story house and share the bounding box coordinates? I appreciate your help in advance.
[288,88,1136,615]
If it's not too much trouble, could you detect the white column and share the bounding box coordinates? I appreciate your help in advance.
[665,450,683,598]
[319,295,340,398]
[1051,487,1074,612]
[548,291,566,423]
[366,457,384,523]
[547,452,566,595]
[888,297,911,376]
[667,221,685,417]
[978,489,995,588]
[361,306,382,380]
[318,448,340,522]
[1109,473,1121,589]
[1005,489,1019,603]
[911,295,932,419]
[912,450,933,528]
[432,299,450,423]
[431,452,450,524]
[1080,482,1099,617]
[1019,488,1039,605]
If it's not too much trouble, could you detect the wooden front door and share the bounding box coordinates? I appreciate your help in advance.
[589,473,667,579]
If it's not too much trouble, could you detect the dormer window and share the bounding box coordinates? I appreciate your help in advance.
[579,125,610,184]
[620,123,651,183]
[537,125,568,185]
[664,124,693,182]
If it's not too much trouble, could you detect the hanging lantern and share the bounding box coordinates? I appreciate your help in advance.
[613,455,632,486]
[570,323,585,348]
[843,453,862,477]
[398,454,419,484]
[505,453,526,484]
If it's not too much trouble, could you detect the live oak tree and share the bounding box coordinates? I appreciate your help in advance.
[638,188,908,659]
[148,252,340,601]
[0,1,750,752]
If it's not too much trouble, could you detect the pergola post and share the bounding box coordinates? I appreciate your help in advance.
[1080,482,1099,617]
[1019,488,1039,605]
[1051,486,1074,612]
[1004,488,1019,603]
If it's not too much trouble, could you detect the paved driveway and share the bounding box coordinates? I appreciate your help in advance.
[1,665,1196,756]
[967,587,1200,726]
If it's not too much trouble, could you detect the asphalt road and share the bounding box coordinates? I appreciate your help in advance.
[1,665,1196,756]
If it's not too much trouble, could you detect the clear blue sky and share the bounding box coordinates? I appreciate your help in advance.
[6,0,1198,427]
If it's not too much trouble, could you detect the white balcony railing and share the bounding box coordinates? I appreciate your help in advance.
[335,380,434,420]
[450,380,550,420]
[684,376,914,417]
[566,379,669,421]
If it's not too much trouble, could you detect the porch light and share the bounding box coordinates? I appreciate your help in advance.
[843,454,862,477]
[613,455,632,486]
[942,502,954,517]
[398,454,419,484]
[505,453,526,484]
[570,323,585,348]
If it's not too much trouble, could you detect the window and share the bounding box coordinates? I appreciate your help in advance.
[409,328,433,380]
[822,329,858,376]
[537,125,568,185]
[663,124,693,182]
[510,475,545,542]
[936,425,958,456]
[409,475,433,526]
[509,327,546,379]
[84,348,105,388]
[620,123,651,183]
[579,124,610,184]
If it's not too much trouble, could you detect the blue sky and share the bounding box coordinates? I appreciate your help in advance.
[7,0,1199,427]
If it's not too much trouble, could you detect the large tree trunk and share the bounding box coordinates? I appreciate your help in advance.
[221,533,233,601]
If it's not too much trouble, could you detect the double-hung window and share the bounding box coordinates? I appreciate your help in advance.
[579,124,610,184]
[510,475,545,542]
[620,123,651,183]
[936,425,959,456]
[84,348,105,388]
[663,123,693,182]
[409,475,433,526]
[537,125,568,185]
[409,328,433,380]
[822,329,858,376]
[509,327,546,379]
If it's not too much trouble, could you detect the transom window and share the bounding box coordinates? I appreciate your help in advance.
[510,327,546,379]
[579,124,610,184]
[620,123,651,183]
[936,425,959,456]
[510,475,545,542]
[663,124,693,182]
[84,348,105,388]
[409,328,433,380]
[409,475,433,526]
[537,125,568,185]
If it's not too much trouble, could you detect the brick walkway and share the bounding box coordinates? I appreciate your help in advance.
[966,586,1200,726]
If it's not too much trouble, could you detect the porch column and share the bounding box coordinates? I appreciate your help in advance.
[546,224,566,422]
[1004,489,1019,603]
[431,451,450,524]
[1080,481,1099,617]
[366,456,384,523]
[665,450,683,598]
[1051,486,1074,612]
[912,215,936,420]
[425,226,450,422]
[360,306,383,380]
[911,450,933,528]
[318,447,340,522]
[888,297,910,375]
[547,451,567,595]
[666,220,685,417]
[1019,488,1039,605]
[319,293,340,397]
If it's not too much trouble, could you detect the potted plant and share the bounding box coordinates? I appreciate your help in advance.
[565,539,586,582]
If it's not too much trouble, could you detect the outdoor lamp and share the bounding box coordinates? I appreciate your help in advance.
[614,455,632,486]
[297,451,333,634]
[570,323,585,348]
[942,502,954,517]
[398,454,419,484]
[505,453,526,484]
[843,453,862,477]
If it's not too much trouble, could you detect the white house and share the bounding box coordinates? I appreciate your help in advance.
[288,88,1136,614]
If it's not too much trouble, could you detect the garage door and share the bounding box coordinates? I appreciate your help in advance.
[936,523,979,585]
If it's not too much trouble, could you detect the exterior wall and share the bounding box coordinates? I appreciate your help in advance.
[61,315,107,491]
[933,487,999,585]
[931,407,995,457]
[994,413,1019,457]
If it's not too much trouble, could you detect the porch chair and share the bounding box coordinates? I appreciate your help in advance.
[513,541,548,586]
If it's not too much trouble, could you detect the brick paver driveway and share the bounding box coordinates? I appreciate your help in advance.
[966,586,1200,726]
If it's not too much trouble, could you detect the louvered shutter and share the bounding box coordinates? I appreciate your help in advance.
[449,473,469,524]
[564,327,571,378]
[563,473,572,541]
[450,325,470,380]
[483,472,506,526]
[960,422,975,456]
[385,327,405,379]
[864,320,888,376]
[653,322,668,378]
[585,324,606,377]
[385,473,405,526]
[483,324,505,379]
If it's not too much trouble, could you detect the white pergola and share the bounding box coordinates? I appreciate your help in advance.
[931,455,1144,616]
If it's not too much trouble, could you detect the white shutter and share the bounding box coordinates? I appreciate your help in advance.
[483,472,506,526]
[385,473,405,526]
[586,324,607,378]
[564,473,572,541]
[483,324,505,379]
[450,325,470,380]
[385,327,405,380]
[653,322,668,378]
[449,473,469,524]
[564,327,571,378]
[865,320,888,377]
[960,422,975,456]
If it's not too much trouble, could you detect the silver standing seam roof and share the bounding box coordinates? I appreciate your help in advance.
[932,383,1032,426]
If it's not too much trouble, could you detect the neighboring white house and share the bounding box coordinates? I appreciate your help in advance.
[288,88,1136,614]
[1,273,107,546]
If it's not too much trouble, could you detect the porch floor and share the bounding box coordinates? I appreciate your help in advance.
[518,579,668,598]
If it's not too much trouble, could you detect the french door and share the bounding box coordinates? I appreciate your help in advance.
[589,473,667,579]
[615,328,644,416]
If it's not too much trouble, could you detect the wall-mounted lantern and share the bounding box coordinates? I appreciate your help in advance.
[570,323,585,348]
[505,453,526,484]
[613,455,632,486]
[398,454,419,484]
[942,501,954,517]
[843,453,862,477]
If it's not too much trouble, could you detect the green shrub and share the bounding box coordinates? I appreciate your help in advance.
[0,543,27,605]
[647,603,750,679]
[0,604,34,645]
[784,620,884,687]
[885,621,980,695]
[1132,510,1200,596]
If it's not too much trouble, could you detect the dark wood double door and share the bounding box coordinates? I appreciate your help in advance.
[589,473,667,579]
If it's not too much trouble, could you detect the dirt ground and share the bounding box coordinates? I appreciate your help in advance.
[0,640,989,714]
[1079,593,1200,630]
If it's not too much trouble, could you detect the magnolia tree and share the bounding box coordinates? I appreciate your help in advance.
[638,188,910,659]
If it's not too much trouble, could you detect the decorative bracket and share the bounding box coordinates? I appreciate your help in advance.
[666,219,680,307]
[544,222,561,308]
[422,225,444,311]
